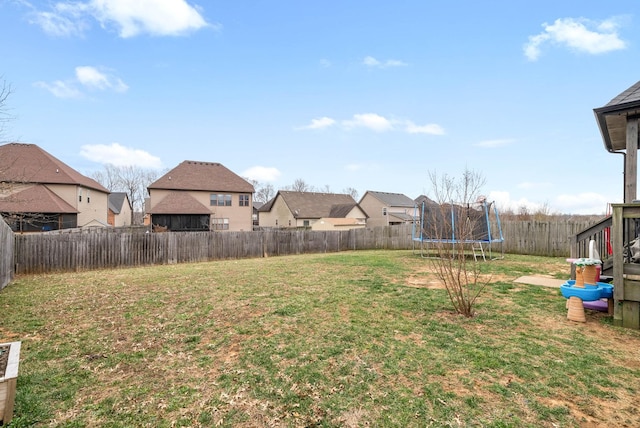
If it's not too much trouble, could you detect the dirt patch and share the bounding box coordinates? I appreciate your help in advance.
[404,267,512,290]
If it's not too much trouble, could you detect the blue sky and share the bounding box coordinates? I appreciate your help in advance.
[1,1,639,214]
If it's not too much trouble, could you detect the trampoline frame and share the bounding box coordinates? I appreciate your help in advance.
[412,199,504,260]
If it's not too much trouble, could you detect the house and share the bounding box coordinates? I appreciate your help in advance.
[108,192,133,227]
[258,191,367,229]
[358,191,417,228]
[0,143,109,231]
[252,201,263,228]
[147,160,255,232]
[414,194,437,208]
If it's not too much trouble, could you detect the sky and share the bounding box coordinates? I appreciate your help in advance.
[1,1,639,215]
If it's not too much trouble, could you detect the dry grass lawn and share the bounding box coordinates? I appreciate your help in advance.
[1,250,639,427]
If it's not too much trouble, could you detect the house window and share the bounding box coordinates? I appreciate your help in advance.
[210,194,232,206]
[212,218,229,230]
[87,190,91,203]
[239,194,250,207]
[382,207,387,216]
[303,220,309,227]
[78,189,82,202]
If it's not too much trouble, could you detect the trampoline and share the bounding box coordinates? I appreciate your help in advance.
[412,198,504,260]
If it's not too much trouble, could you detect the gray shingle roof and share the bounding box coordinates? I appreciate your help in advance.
[108,192,129,214]
[0,143,109,193]
[362,191,415,207]
[148,161,254,193]
[261,191,359,218]
[603,80,640,107]
[594,80,640,152]
[414,195,437,206]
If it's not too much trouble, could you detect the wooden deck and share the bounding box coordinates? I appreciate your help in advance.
[570,203,640,329]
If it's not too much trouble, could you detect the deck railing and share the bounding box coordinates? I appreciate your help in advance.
[570,215,613,276]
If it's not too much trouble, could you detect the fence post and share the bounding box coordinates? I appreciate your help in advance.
[0,218,15,290]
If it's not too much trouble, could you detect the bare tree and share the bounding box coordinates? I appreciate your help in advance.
[423,168,490,317]
[91,164,121,193]
[244,178,276,204]
[255,183,275,204]
[285,178,314,192]
[92,164,160,224]
[0,79,15,197]
[343,187,359,201]
[0,78,12,143]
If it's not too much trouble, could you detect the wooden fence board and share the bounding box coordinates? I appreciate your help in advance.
[0,218,14,290]
[8,220,600,276]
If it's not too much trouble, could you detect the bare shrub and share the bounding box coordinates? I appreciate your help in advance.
[423,169,491,317]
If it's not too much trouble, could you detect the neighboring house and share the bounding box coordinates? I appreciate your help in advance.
[358,191,417,228]
[252,201,263,228]
[108,192,133,227]
[147,160,255,232]
[310,217,366,231]
[0,143,109,232]
[258,191,367,229]
[414,194,438,210]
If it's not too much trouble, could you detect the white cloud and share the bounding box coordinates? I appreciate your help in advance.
[31,7,89,37]
[554,192,610,215]
[35,65,128,98]
[489,190,545,213]
[33,80,83,99]
[489,190,610,215]
[91,0,210,37]
[29,0,211,38]
[405,121,445,135]
[345,163,363,172]
[474,138,515,148]
[363,56,408,68]
[298,114,445,135]
[242,166,281,182]
[296,117,336,130]
[343,113,393,132]
[75,66,128,92]
[80,143,163,168]
[319,59,332,68]
[524,17,627,61]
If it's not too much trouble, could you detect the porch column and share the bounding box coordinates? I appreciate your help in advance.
[625,117,639,203]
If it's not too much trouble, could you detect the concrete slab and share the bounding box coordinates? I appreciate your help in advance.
[513,276,565,288]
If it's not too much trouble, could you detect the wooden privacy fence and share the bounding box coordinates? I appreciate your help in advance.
[9,219,600,276]
[497,220,595,257]
[13,225,414,275]
[0,218,14,290]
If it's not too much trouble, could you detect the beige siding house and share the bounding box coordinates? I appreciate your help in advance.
[108,192,133,227]
[147,161,254,232]
[258,191,367,229]
[0,143,109,231]
[358,191,416,228]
